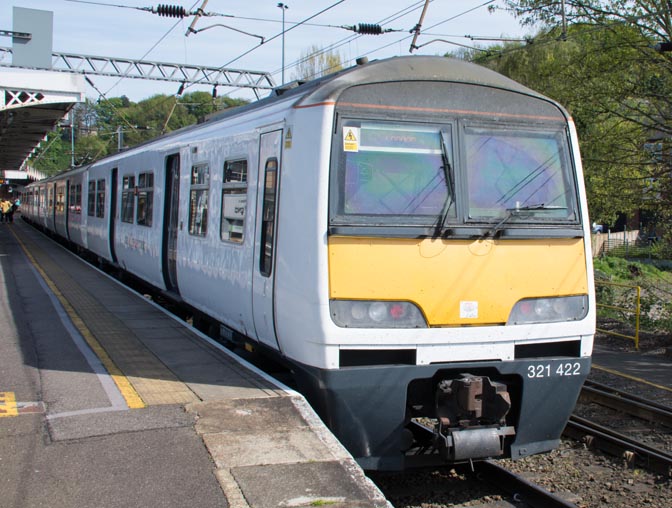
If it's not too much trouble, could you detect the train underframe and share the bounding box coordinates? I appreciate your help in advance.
[292,354,591,471]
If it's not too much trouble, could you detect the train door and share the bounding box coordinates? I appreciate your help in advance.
[49,183,56,228]
[64,179,71,240]
[162,154,180,293]
[252,129,282,350]
[109,168,118,263]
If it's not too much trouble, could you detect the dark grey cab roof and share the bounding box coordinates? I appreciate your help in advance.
[296,55,546,107]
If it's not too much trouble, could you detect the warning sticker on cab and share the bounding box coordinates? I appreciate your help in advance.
[343,127,360,152]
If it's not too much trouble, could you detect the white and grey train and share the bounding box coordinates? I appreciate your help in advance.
[23,56,595,471]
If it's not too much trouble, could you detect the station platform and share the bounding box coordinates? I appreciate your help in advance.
[0,219,389,508]
[591,343,672,392]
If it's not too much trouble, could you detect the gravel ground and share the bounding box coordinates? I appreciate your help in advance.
[370,332,672,508]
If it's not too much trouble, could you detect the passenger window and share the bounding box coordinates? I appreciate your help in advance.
[189,163,209,237]
[221,159,247,243]
[96,179,105,218]
[121,175,135,223]
[56,187,65,213]
[259,158,278,277]
[68,183,82,214]
[87,181,96,216]
[136,172,154,227]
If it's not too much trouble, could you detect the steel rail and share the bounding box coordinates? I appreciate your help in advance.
[474,460,579,508]
[565,415,672,475]
[581,380,672,427]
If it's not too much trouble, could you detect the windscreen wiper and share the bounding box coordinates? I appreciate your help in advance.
[480,204,567,239]
[433,131,456,238]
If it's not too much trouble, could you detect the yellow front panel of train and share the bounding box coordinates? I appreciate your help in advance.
[328,237,588,326]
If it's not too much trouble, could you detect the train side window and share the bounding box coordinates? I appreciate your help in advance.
[221,159,247,243]
[68,184,75,213]
[69,183,82,214]
[259,157,278,277]
[121,175,135,223]
[189,163,209,237]
[136,172,154,227]
[96,179,105,218]
[56,187,65,213]
[87,181,96,216]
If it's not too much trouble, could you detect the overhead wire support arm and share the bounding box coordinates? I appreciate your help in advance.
[185,0,209,36]
[189,24,264,43]
[409,0,432,52]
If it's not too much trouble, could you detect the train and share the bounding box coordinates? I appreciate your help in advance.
[22,55,595,471]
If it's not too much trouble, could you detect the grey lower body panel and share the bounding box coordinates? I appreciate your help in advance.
[292,356,591,471]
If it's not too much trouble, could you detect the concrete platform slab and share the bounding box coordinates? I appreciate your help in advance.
[232,460,385,508]
[1,220,391,508]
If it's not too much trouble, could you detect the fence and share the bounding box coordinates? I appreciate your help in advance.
[592,229,640,258]
[595,280,641,349]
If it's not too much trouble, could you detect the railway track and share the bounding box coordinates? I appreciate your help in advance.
[474,460,580,508]
[372,422,581,508]
[370,460,581,508]
[580,380,672,427]
[565,380,672,475]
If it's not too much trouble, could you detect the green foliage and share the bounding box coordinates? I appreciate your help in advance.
[471,19,672,229]
[594,256,672,335]
[292,45,344,81]
[495,1,672,234]
[28,92,249,174]
[593,256,661,282]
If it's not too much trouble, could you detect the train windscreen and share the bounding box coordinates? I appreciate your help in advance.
[330,118,578,231]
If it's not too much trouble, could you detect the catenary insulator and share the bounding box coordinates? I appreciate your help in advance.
[356,23,383,35]
[156,4,187,18]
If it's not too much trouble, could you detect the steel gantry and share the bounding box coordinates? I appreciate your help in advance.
[0,47,276,99]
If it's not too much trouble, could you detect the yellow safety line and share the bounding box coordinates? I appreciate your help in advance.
[11,229,145,409]
[0,392,18,417]
[592,363,672,394]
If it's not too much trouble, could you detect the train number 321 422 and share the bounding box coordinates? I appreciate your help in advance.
[527,362,581,378]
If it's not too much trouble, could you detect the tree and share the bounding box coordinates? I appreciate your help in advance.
[28,91,251,173]
[467,14,672,229]
[179,92,248,122]
[293,45,344,81]
[499,1,672,232]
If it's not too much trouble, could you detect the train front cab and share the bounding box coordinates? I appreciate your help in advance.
[292,59,595,471]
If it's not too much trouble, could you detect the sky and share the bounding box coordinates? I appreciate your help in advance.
[1,0,535,103]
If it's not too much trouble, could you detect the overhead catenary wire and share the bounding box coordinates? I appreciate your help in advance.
[330,0,497,68]
[84,76,139,133]
[179,0,347,96]
[290,0,498,81]
[72,0,519,132]
[64,0,365,29]
[274,0,430,83]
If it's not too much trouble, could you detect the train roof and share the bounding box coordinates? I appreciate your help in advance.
[206,55,551,122]
[30,56,563,183]
[297,55,546,106]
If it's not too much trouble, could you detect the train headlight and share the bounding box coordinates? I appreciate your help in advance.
[330,300,428,328]
[507,295,588,325]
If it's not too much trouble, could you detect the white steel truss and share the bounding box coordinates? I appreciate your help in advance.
[0,47,276,98]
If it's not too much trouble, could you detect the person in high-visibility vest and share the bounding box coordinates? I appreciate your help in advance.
[0,199,11,223]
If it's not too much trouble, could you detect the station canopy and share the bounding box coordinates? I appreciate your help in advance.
[0,70,84,172]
